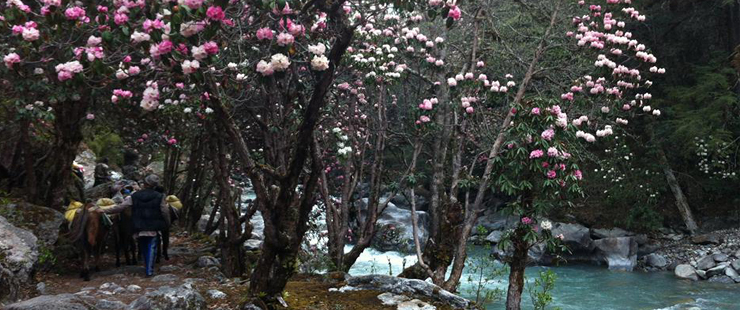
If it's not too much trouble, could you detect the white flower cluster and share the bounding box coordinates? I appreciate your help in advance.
[332,127,352,157]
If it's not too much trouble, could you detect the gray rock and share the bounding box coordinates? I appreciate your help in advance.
[196,256,219,268]
[100,283,121,291]
[674,264,699,281]
[0,215,39,303]
[707,275,735,284]
[725,266,739,279]
[637,242,660,257]
[484,231,504,244]
[128,284,205,310]
[368,201,430,252]
[377,292,410,305]
[551,222,594,253]
[4,294,91,310]
[706,264,728,277]
[397,299,436,310]
[206,290,226,299]
[734,249,740,258]
[95,299,127,310]
[160,265,180,273]
[645,253,668,268]
[633,234,649,245]
[732,259,740,272]
[593,237,637,271]
[591,227,633,239]
[691,234,722,245]
[713,253,729,262]
[126,285,142,293]
[696,255,716,270]
[242,304,263,310]
[696,269,707,279]
[151,274,179,282]
[2,203,65,247]
[346,275,472,309]
[36,282,47,295]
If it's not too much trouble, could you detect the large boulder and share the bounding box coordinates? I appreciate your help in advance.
[484,231,504,244]
[674,264,699,281]
[551,222,594,254]
[0,215,38,303]
[345,275,473,309]
[474,209,517,233]
[590,227,633,239]
[645,253,668,268]
[593,237,637,271]
[1,203,64,247]
[696,255,716,270]
[690,233,723,245]
[128,284,205,310]
[3,294,93,310]
[363,201,429,253]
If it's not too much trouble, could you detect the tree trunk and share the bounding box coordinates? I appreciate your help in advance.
[45,99,89,211]
[505,229,528,310]
[659,149,699,233]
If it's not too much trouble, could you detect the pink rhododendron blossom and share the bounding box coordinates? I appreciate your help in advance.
[86,113,95,120]
[256,27,273,40]
[541,128,555,141]
[276,32,294,46]
[419,115,431,123]
[178,0,203,9]
[22,28,39,41]
[182,60,200,74]
[203,41,219,54]
[65,7,86,21]
[521,217,533,225]
[55,61,83,81]
[574,170,583,180]
[547,147,559,157]
[140,82,160,111]
[529,149,544,159]
[547,170,557,179]
[4,53,21,68]
[206,6,225,21]
[256,60,274,76]
[531,108,540,115]
[448,6,461,20]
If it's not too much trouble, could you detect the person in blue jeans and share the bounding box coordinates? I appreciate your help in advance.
[106,174,170,277]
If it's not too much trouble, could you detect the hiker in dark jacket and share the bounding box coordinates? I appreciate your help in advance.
[105,174,170,277]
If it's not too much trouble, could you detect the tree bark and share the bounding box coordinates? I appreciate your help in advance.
[505,228,529,310]
[659,149,699,233]
[44,99,89,211]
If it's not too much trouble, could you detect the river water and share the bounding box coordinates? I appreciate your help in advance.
[346,246,739,310]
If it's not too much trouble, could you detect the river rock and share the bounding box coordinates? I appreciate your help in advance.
[377,292,410,305]
[637,242,660,257]
[674,264,699,281]
[128,284,205,310]
[645,253,668,268]
[1,203,64,247]
[244,239,263,251]
[707,275,734,284]
[732,259,740,272]
[691,234,722,245]
[151,274,178,282]
[725,266,739,279]
[591,227,633,239]
[706,263,729,277]
[485,231,504,244]
[4,294,91,310]
[0,215,39,303]
[196,256,219,268]
[696,255,716,270]
[397,299,436,310]
[551,222,594,253]
[593,237,637,271]
[696,269,707,279]
[713,253,729,262]
[345,275,472,309]
[206,290,226,299]
[95,299,127,310]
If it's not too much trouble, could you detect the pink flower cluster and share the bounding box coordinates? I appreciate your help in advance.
[64,7,87,21]
[3,53,21,68]
[55,61,84,81]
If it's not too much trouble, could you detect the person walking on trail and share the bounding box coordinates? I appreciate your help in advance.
[94,157,112,187]
[105,174,170,277]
